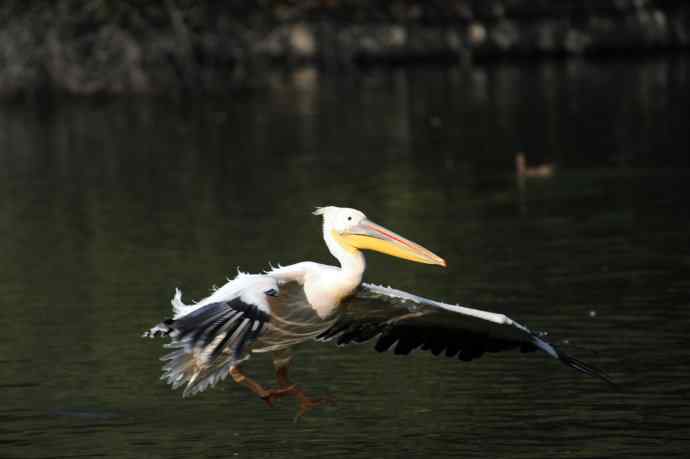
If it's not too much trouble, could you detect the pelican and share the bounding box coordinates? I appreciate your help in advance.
[144,206,613,416]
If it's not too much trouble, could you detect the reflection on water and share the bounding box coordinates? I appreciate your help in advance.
[1,57,689,458]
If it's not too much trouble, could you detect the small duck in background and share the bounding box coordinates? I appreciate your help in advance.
[515,152,555,178]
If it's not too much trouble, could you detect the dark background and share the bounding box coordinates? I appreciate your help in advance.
[1,2,689,458]
[1,0,689,96]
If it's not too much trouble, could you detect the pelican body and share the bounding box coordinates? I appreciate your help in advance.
[144,206,613,415]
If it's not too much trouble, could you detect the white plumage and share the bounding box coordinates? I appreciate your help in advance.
[144,206,614,413]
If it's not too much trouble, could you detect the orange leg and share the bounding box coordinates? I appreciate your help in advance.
[229,367,295,407]
[275,365,335,420]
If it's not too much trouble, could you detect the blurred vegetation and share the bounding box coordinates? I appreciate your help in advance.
[0,0,689,96]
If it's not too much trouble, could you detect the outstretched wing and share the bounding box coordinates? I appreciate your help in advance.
[144,297,270,397]
[317,283,615,385]
[143,273,279,397]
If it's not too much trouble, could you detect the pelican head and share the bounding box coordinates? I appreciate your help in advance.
[314,206,446,267]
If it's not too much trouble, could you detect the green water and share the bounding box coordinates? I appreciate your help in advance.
[1,59,689,458]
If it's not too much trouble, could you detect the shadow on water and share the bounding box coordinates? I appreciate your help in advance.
[1,57,689,458]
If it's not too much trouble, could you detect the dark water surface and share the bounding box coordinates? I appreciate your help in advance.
[1,58,689,458]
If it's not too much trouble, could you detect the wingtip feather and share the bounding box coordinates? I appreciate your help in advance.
[556,348,620,390]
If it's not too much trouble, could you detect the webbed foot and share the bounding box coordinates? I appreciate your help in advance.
[294,392,336,421]
[260,385,297,407]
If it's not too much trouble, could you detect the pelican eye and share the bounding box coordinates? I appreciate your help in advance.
[264,288,278,297]
[347,216,352,221]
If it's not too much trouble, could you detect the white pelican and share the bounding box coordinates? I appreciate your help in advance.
[144,206,613,416]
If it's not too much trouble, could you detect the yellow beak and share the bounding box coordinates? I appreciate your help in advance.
[338,219,446,267]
